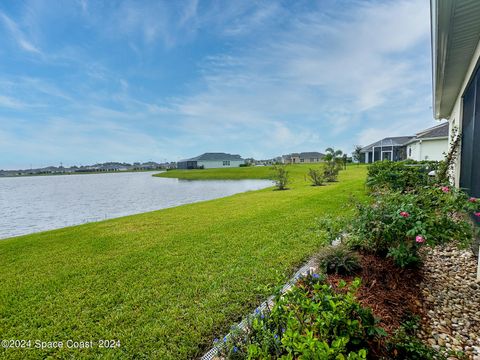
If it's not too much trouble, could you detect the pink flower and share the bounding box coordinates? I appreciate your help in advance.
[469,197,477,203]
[400,211,410,218]
[441,186,450,193]
[475,212,480,217]
[415,235,425,243]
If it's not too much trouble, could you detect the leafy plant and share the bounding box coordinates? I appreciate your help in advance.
[323,161,340,182]
[366,161,434,192]
[316,245,362,275]
[388,316,447,360]
[437,126,460,184]
[387,243,421,268]
[272,165,289,190]
[307,168,324,186]
[350,185,480,267]
[218,275,385,359]
[316,216,346,244]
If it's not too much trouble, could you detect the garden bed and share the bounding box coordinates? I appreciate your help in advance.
[326,252,423,335]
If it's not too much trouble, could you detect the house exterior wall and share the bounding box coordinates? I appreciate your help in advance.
[197,160,244,169]
[298,157,322,164]
[407,139,448,161]
[444,37,480,187]
[284,156,322,164]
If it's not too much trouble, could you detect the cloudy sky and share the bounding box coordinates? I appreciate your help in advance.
[0,0,435,169]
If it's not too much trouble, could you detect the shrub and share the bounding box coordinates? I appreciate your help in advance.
[316,216,346,244]
[218,275,385,359]
[388,316,447,360]
[316,245,361,275]
[366,161,435,192]
[323,161,340,182]
[307,168,324,186]
[350,186,480,267]
[272,165,289,190]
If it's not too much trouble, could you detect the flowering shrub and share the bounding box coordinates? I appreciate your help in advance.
[217,274,385,359]
[350,186,480,267]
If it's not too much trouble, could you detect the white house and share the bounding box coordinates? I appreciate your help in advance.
[177,153,245,169]
[406,122,449,162]
[431,0,480,199]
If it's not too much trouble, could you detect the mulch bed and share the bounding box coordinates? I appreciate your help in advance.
[327,252,424,334]
[326,252,425,358]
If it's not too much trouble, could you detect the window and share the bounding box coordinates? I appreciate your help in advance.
[300,159,304,163]
[222,160,230,166]
[409,147,412,157]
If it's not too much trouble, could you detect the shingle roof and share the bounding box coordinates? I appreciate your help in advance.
[415,122,449,139]
[299,152,325,158]
[283,152,325,158]
[361,137,414,152]
[180,152,243,162]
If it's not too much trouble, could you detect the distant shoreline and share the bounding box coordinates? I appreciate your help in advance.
[0,169,163,179]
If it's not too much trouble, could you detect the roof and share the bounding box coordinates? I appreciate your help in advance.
[415,122,449,139]
[431,0,480,119]
[284,152,325,158]
[179,152,243,162]
[361,137,414,152]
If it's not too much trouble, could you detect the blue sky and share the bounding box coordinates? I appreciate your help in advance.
[0,0,434,169]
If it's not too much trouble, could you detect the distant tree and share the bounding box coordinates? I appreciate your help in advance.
[324,147,344,162]
[272,165,290,190]
[352,145,363,164]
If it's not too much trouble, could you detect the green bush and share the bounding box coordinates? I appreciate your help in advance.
[272,165,289,190]
[307,168,324,186]
[388,316,447,360]
[323,161,340,182]
[366,161,435,192]
[350,186,480,267]
[218,275,385,359]
[316,245,361,275]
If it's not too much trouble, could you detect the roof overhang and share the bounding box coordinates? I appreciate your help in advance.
[405,136,448,145]
[431,0,480,119]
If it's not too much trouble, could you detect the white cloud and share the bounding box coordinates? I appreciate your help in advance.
[0,12,41,54]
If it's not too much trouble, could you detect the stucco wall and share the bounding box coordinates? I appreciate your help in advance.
[407,139,448,161]
[197,160,244,169]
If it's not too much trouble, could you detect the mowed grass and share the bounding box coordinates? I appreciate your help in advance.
[155,165,275,180]
[0,164,367,359]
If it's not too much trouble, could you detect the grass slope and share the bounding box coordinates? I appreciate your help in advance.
[154,165,275,180]
[0,165,367,359]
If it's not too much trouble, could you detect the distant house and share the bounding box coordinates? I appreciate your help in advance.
[360,137,414,163]
[405,122,449,161]
[431,0,480,199]
[282,152,325,164]
[177,153,245,169]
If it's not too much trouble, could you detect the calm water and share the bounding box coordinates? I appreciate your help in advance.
[0,172,272,239]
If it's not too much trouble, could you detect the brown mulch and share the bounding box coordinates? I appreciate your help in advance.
[326,252,424,335]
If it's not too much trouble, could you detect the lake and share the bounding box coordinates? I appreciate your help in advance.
[0,172,273,239]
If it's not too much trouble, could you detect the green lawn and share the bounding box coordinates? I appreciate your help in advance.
[0,164,367,359]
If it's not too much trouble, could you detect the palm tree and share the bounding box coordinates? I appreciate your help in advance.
[352,145,363,165]
[324,147,343,162]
